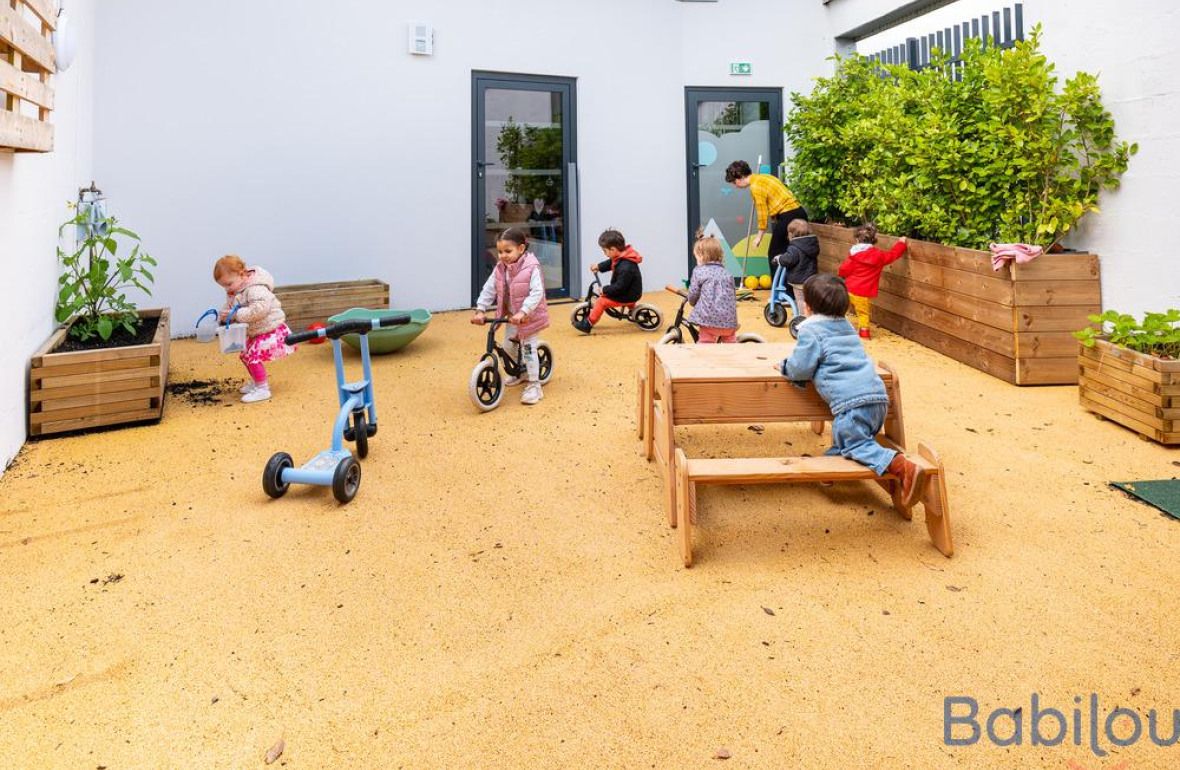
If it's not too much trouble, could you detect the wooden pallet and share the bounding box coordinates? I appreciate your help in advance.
[814,224,1100,385]
[273,279,390,333]
[1,0,56,152]
[28,309,170,437]
[1078,340,1180,444]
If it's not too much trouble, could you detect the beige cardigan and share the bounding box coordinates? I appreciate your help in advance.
[222,266,286,337]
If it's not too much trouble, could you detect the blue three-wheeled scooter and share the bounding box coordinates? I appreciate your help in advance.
[263,314,410,503]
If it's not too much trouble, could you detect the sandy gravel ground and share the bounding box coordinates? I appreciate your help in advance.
[1,291,1177,768]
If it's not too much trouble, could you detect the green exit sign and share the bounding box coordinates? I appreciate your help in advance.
[730,62,752,76]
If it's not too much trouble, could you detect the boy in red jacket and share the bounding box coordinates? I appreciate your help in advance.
[837,223,908,339]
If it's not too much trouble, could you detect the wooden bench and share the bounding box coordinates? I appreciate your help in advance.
[673,444,953,567]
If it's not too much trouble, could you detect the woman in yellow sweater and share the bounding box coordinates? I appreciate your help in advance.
[724,160,808,262]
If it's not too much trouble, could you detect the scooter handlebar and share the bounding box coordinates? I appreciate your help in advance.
[285,314,412,345]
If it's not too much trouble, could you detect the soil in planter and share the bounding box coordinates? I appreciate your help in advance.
[166,378,234,407]
[52,316,160,354]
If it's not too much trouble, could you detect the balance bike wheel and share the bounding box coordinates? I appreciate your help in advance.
[788,314,804,340]
[263,452,293,499]
[569,303,590,327]
[352,411,369,459]
[659,328,683,345]
[536,342,554,385]
[737,332,765,343]
[469,358,504,412]
[764,302,787,327]
[332,455,361,503]
[634,304,663,331]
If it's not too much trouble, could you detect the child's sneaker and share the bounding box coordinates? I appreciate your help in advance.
[242,386,272,403]
[858,328,871,340]
[520,382,543,405]
[504,375,524,387]
[239,381,258,394]
[572,318,593,335]
[886,452,926,507]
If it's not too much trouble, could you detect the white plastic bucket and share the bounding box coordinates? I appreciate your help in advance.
[218,322,248,354]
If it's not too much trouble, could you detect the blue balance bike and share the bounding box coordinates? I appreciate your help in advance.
[263,313,411,503]
[763,264,804,339]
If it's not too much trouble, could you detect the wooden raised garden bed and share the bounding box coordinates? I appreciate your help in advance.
[1078,339,1180,444]
[813,224,1101,385]
[274,279,389,333]
[28,308,171,437]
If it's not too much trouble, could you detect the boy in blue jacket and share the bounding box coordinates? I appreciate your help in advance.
[779,274,925,505]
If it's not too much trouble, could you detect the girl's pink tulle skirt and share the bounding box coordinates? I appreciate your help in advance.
[240,323,296,366]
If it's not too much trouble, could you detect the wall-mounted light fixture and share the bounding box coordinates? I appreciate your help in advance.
[53,1,78,73]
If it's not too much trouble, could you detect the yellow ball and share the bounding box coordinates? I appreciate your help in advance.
[758,274,772,289]
[744,275,760,290]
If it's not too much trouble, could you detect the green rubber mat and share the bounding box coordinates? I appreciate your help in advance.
[1111,479,1180,520]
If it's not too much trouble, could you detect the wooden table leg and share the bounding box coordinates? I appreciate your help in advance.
[918,443,953,557]
[657,373,677,528]
[636,369,647,445]
[675,448,693,567]
[643,345,656,461]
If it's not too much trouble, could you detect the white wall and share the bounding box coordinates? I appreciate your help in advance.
[91,0,833,331]
[0,0,96,471]
[839,0,1180,317]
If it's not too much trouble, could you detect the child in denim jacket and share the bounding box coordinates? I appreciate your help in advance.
[778,274,925,505]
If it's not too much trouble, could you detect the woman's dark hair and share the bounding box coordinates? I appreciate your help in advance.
[498,227,529,247]
[802,274,850,317]
[724,160,752,183]
[597,229,626,250]
[854,223,879,244]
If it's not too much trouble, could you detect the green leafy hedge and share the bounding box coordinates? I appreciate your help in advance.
[784,27,1136,250]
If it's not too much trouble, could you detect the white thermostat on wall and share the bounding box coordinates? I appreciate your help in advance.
[409,22,434,56]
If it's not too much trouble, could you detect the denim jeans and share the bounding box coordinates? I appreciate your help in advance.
[825,401,896,475]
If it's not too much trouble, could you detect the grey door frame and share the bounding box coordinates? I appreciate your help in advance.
[471,71,578,304]
[684,87,784,276]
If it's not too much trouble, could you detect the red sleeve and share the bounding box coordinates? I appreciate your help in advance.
[837,258,852,278]
[881,241,907,265]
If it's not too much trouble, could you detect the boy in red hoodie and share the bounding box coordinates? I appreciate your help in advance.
[837,223,908,339]
[574,229,644,334]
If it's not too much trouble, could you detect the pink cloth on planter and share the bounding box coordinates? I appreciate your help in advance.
[989,242,1044,272]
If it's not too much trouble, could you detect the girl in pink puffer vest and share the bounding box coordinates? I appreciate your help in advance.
[215,254,295,403]
[471,227,551,405]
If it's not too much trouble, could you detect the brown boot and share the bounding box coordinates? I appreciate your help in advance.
[886,453,926,508]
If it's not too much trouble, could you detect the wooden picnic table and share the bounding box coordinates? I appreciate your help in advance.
[636,342,952,565]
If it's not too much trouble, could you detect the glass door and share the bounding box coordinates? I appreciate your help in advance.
[472,73,577,304]
[685,88,784,279]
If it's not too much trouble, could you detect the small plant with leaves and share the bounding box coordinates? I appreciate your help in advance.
[56,207,156,342]
[1074,309,1180,359]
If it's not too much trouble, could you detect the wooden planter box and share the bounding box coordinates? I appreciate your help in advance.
[1078,339,1180,444]
[813,224,1101,385]
[28,308,171,437]
[274,279,390,333]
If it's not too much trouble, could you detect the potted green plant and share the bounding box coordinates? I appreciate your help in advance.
[27,203,169,437]
[788,28,1135,385]
[1075,310,1180,444]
